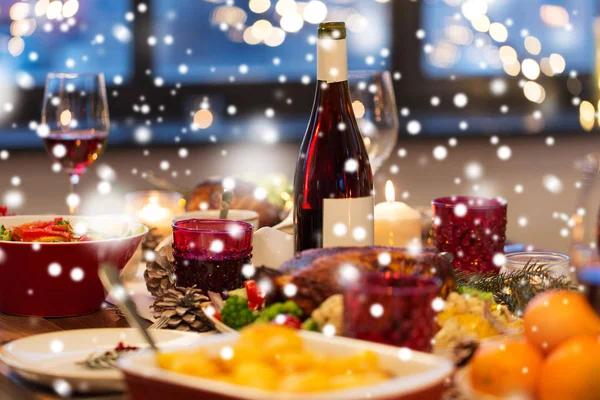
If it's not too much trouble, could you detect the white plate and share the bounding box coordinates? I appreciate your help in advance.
[0,328,209,394]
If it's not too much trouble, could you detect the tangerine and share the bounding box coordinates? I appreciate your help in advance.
[523,291,600,354]
[538,335,600,400]
[470,338,543,398]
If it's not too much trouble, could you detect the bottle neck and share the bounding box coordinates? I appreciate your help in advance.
[317,38,348,83]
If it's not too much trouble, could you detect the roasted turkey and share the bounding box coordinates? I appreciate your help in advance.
[186,179,285,228]
[271,247,456,316]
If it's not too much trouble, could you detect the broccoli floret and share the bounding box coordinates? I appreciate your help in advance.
[0,225,11,241]
[221,295,258,330]
[255,301,303,323]
[301,318,319,332]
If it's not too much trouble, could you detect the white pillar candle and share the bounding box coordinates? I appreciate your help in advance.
[374,181,421,249]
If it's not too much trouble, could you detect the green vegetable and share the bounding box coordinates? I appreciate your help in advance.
[301,318,319,332]
[55,219,74,233]
[221,295,258,330]
[458,286,495,303]
[228,287,247,300]
[255,301,303,323]
[0,225,11,241]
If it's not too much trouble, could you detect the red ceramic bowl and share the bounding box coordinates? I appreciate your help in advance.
[0,215,147,317]
[119,332,454,400]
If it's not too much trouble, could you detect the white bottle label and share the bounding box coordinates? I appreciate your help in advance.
[317,38,348,83]
[322,196,374,247]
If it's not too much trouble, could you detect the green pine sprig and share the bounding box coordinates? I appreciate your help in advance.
[455,261,578,315]
[77,345,138,370]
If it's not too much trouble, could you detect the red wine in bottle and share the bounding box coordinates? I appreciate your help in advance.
[293,22,374,253]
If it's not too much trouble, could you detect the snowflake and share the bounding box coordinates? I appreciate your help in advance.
[433,145,448,160]
[209,239,224,253]
[369,303,384,318]
[454,203,468,217]
[70,267,84,282]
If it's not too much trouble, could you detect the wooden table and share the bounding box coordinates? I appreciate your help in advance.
[0,310,135,400]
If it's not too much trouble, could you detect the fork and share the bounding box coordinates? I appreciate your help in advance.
[147,315,169,330]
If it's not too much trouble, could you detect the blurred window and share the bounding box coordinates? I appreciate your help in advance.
[0,0,132,88]
[152,0,391,83]
[421,0,595,77]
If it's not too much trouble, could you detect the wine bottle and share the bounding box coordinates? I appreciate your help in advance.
[293,21,374,252]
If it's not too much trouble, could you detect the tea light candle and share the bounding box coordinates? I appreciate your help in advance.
[125,191,185,239]
[137,198,174,237]
[122,191,184,279]
[374,181,421,249]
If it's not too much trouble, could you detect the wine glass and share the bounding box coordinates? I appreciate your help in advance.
[570,152,600,314]
[348,70,399,174]
[41,73,110,214]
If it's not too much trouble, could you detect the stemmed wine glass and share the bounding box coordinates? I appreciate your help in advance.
[348,70,399,174]
[570,152,600,314]
[41,73,110,214]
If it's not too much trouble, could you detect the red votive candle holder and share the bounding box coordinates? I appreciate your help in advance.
[343,272,440,352]
[432,196,507,274]
[172,219,253,294]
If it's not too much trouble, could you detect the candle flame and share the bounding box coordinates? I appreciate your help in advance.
[137,199,171,225]
[385,180,395,202]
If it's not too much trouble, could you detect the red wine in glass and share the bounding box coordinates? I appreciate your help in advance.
[43,131,108,176]
[41,73,110,214]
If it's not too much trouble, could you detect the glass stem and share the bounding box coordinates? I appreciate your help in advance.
[68,174,80,215]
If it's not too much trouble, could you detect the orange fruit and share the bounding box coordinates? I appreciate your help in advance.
[470,338,543,398]
[523,291,600,354]
[538,335,600,400]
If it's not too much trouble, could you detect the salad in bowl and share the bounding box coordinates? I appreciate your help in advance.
[0,215,147,317]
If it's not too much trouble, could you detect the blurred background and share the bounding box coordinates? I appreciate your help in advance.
[0,0,599,252]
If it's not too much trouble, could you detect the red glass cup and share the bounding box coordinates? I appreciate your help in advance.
[343,272,440,352]
[432,196,507,274]
[172,219,253,294]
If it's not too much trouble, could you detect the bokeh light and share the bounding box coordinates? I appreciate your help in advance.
[193,109,214,129]
[523,81,545,104]
[521,59,540,80]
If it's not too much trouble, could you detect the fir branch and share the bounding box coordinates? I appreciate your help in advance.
[77,342,139,370]
[455,261,577,315]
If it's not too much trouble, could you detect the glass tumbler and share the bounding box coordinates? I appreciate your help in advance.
[432,196,507,274]
[343,272,440,352]
[172,219,253,294]
[502,252,571,278]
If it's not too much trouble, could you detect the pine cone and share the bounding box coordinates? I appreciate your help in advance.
[142,227,165,253]
[152,287,214,332]
[144,245,175,297]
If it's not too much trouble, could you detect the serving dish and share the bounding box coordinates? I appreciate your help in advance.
[0,328,205,394]
[119,330,454,400]
[0,215,147,316]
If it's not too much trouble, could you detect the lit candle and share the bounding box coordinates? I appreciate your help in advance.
[137,196,174,237]
[125,191,185,240]
[374,181,421,249]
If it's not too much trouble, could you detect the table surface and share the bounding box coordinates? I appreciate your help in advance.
[0,310,135,400]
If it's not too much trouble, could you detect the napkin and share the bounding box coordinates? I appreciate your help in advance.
[252,227,293,269]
